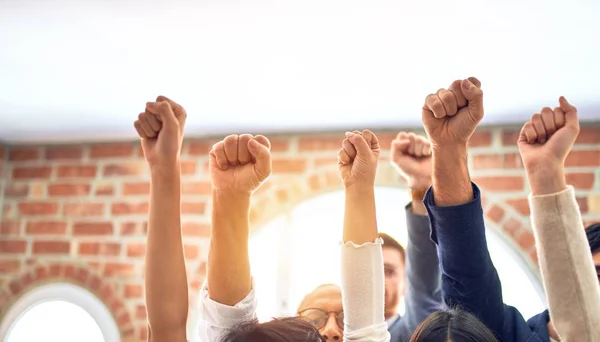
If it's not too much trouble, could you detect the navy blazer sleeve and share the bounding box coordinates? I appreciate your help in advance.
[423,183,505,340]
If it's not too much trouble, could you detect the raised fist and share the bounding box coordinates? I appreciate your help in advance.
[390,132,432,190]
[518,97,579,173]
[209,134,272,195]
[134,96,187,169]
[337,130,380,189]
[422,77,484,148]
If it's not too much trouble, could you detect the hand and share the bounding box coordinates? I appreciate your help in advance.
[390,132,432,190]
[209,134,272,195]
[518,97,579,195]
[134,96,187,170]
[422,77,484,148]
[338,130,380,190]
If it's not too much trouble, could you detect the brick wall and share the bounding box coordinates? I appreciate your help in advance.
[0,125,599,341]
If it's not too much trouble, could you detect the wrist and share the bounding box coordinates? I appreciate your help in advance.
[344,184,375,197]
[150,163,181,180]
[526,165,567,196]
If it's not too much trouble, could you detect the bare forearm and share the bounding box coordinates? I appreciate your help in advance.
[145,166,188,332]
[344,186,378,244]
[208,191,252,305]
[431,146,472,206]
[410,188,428,216]
[526,164,567,196]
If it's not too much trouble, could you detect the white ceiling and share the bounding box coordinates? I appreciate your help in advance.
[0,0,599,144]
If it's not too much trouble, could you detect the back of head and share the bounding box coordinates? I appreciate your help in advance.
[586,223,600,253]
[410,308,498,342]
[220,317,325,342]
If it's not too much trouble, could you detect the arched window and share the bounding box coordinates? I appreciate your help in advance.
[249,187,546,321]
[0,283,120,342]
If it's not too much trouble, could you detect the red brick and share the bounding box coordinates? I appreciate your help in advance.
[18,201,59,216]
[135,305,147,319]
[184,245,199,259]
[63,203,105,217]
[0,145,4,159]
[468,131,492,147]
[269,138,291,152]
[486,205,505,223]
[104,262,136,276]
[119,222,147,236]
[577,197,589,214]
[9,147,40,161]
[472,176,524,192]
[124,283,143,298]
[518,230,535,250]
[182,223,210,237]
[180,160,197,175]
[187,140,215,156]
[63,265,76,279]
[181,201,206,214]
[315,157,338,167]
[4,184,29,197]
[138,326,148,341]
[74,267,90,283]
[576,126,600,144]
[182,182,211,195]
[122,182,149,195]
[298,136,342,152]
[565,150,600,167]
[89,275,102,291]
[32,240,70,254]
[73,222,113,235]
[78,242,121,256]
[0,221,21,236]
[501,130,520,146]
[35,265,49,280]
[566,173,595,190]
[529,249,539,267]
[9,280,23,295]
[95,183,115,196]
[46,146,84,160]
[89,143,134,158]
[48,183,91,196]
[111,202,149,215]
[99,283,116,303]
[374,132,397,151]
[126,243,145,258]
[13,166,52,179]
[49,264,61,277]
[272,158,307,173]
[0,260,21,273]
[506,198,530,216]
[472,153,522,169]
[56,165,97,178]
[103,163,145,177]
[26,221,67,235]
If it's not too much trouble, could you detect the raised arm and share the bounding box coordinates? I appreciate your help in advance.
[421,78,505,338]
[199,134,272,341]
[337,130,390,342]
[135,96,188,342]
[390,133,441,338]
[519,97,600,342]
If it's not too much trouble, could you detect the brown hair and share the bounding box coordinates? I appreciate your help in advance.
[219,317,325,342]
[379,232,406,263]
[410,308,498,342]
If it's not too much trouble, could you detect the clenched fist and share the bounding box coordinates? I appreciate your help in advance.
[134,96,187,169]
[422,77,484,148]
[390,132,432,191]
[338,130,380,189]
[209,134,272,195]
[518,97,579,195]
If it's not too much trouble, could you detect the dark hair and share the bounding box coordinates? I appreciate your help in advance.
[220,317,325,342]
[410,308,498,342]
[379,232,406,263]
[586,223,600,254]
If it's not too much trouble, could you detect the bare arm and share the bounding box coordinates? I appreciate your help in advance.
[207,191,252,305]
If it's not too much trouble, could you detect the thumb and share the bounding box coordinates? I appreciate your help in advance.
[391,140,411,154]
[248,137,272,180]
[157,95,187,129]
[346,132,371,158]
[559,96,579,132]
[146,101,178,131]
[461,77,484,120]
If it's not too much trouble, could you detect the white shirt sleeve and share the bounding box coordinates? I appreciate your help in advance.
[197,280,258,342]
[341,238,391,342]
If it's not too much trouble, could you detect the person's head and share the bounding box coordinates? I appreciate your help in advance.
[586,223,600,282]
[297,284,343,340]
[410,308,498,342]
[379,232,406,318]
[220,317,325,342]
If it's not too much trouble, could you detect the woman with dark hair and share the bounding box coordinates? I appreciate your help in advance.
[410,309,498,342]
[199,130,390,342]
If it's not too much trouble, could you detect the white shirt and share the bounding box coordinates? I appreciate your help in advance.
[198,239,390,342]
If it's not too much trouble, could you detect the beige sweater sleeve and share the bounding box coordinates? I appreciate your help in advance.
[529,186,600,342]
